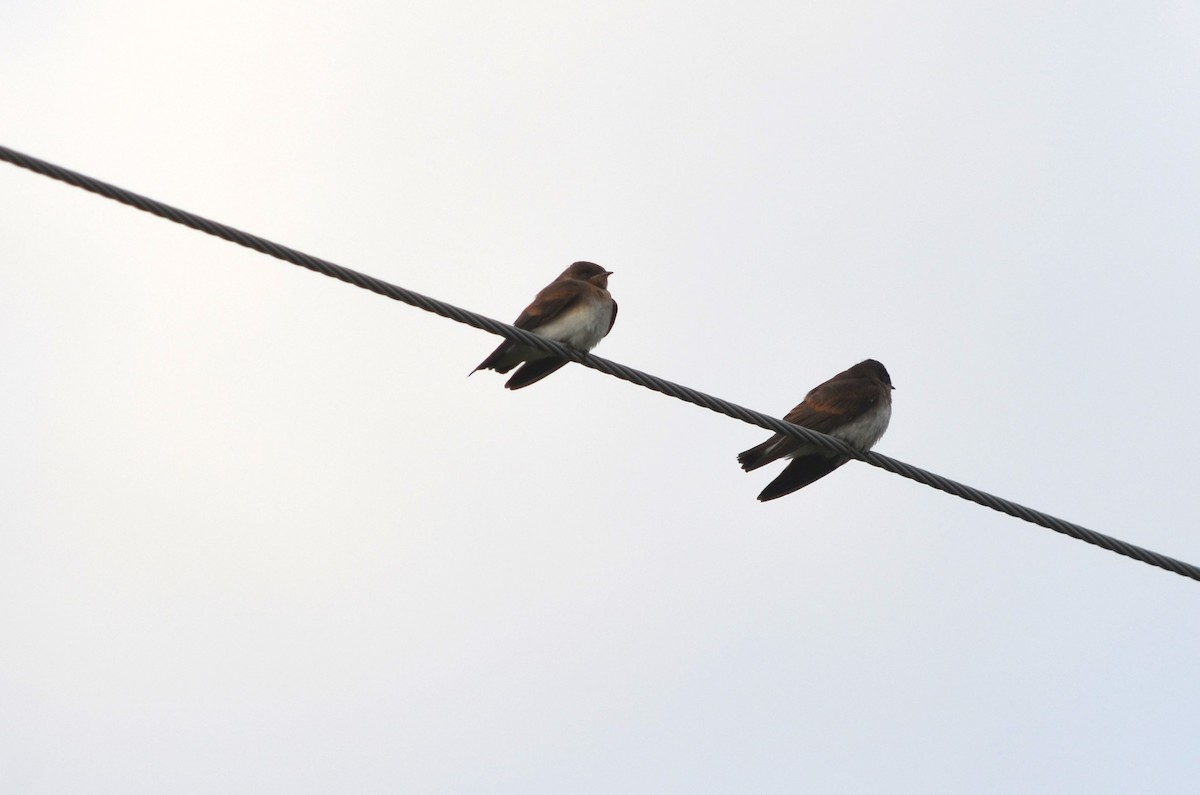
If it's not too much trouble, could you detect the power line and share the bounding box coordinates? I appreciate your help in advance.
[3,143,1197,582]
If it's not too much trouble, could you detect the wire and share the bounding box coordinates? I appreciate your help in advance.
[3,143,1197,582]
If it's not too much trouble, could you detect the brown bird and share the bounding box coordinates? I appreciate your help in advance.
[738,359,894,501]
[472,261,617,390]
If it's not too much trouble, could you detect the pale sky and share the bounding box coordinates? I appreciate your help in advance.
[3,2,1200,793]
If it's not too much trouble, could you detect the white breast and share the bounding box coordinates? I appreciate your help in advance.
[831,402,892,450]
[533,299,613,351]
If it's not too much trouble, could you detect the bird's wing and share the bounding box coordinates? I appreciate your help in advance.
[756,454,849,501]
[504,358,570,390]
[782,377,884,434]
[512,280,586,330]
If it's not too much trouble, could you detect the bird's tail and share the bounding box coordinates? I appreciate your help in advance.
[737,437,784,472]
[473,341,522,375]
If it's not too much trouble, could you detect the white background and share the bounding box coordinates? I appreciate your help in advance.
[3,2,1199,792]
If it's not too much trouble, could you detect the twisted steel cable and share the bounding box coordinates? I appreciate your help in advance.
[3,144,1197,582]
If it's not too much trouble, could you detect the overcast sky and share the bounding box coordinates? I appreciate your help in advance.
[3,2,1200,793]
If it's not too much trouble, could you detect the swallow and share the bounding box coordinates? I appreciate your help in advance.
[737,359,894,501]
[472,261,617,390]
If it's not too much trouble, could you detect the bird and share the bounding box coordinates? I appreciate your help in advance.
[472,261,617,390]
[737,359,894,501]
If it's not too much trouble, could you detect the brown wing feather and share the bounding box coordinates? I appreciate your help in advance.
[511,281,586,330]
[783,378,884,433]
